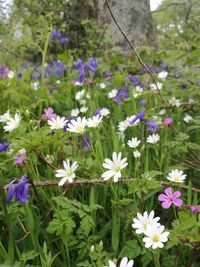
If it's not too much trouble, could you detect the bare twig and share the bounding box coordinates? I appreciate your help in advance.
[104,0,168,106]
[151,2,185,14]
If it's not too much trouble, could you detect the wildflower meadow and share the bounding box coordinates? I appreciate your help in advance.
[0,0,200,266]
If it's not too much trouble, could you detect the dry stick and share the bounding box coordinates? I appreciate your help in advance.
[2,178,200,193]
[104,0,168,106]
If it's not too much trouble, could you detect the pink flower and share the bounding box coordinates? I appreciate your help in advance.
[43,107,57,120]
[158,187,183,209]
[191,205,199,214]
[163,117,173,125]
[14,154,27,166]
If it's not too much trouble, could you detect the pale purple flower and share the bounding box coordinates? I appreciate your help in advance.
[158,187,183,209]
[43,107,57,120]
[52,29,61,40]
[140,99,146,106]
[191,205,199,214]
[163,117,173,125]
[60,36,69,44]
[147,120,158,133]
[14,154,27,166]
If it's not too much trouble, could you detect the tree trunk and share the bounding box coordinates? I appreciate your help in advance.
[97,0,155,48]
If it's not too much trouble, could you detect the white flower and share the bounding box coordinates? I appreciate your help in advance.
[99,83,106,89]
[31,81,40,90]
[55,159,78,186]
[143,224,169,249]
[108,89,118,98]
[158,71,168,80]
[118,120,129,132]
[167,169,186,183]
[80,106,88,113]
[169,97,181,107]
[7,70,14,79]
[159,109,166,115]
[188,98,194,104]
[66,117,87,134]
[56,80,61,84]
[47,116,68,130]
[135,85,143,92]
[183,114,193,123]
[0,110,11,122]
[102,152,128,182]
[127,137,141,148]
[4,113,21,132]
[133,150,141,158]
[132,211,160,234]
[79,99,86,106]
[100,108,110,117]
[146,134,160,144]
[104,257,134,267]
[133,93,139,98]
[87,115,102,128]
[17,148,26,155]
[150,82,163,91]
[71,108,80,117]
[75,89,85,100]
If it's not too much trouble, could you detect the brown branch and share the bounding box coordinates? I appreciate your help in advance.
[2,178,200,193]
[104,0,168,106]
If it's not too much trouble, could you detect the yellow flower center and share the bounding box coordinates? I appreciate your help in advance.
[115,166,121,172]
[152,234,160,242]
[174,176,180,182]
[76,125,83,133]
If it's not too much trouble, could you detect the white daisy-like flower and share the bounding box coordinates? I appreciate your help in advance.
[55,159,78,186]
[86,93,91,99]
[80,106,88,113]
[108,89,118,99]
[66,117,87,134]
[102,152,128,182]
[158,71,168,80]
[127,137,141,148]
[132,210,160,234]
[159,109,166,115]
[104,257,134,267]
[71,108,80,117]
[7,70,14,79]
[143,224,169,249]
[99,83,106,89]
[56,80,61,84]
[79,99,86,106]
[150,82,163,91]
[166,169,186,183]
[133,93,139,98]
[4,113,21,132]
[87,115,102,128]
[169,97,181,107]
[100,108,110,117]
[146,134,160,144]
[0,110,11,122]
[183,114,193,123]
[75,89,85,100]
[118,120,130,132]
[47,116,68,130]
[133,150,141,158]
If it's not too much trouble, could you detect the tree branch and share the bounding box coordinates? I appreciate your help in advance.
[151,2,185,14]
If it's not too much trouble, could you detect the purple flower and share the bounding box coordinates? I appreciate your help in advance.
[93,109,101,116]
[0,141,9,152]
[85,57,98,72]
[140,100,146,107]
[190,205,199,214]
[6,176,29,204]
[82,135,90,149]
[60,36,69,44]
[130,110,145,125]
[160,59,167,70]
[14,154,27,166]
[52,29,61,40]
[147,120,158,133]
[75,59,86,84]
[158,187,183,209]
[43,107,57,120]
[126,74,139,87]
[114,88,129,105]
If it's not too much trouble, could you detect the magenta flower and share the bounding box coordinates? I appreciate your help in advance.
[163,117,173,125]
[43,107,57,120]
[14,154,27,166]
[158,187,183,209]
[191,205,199,214]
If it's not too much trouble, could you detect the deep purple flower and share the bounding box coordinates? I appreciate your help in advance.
[75,59,86,84]
[147,120,158,133]
[52,29,61,40]
[82,135,90,149]
[60,36,69,44]
[85,57,98,72]
[160,59,167,70]
[94,109,101,116]
[158,187,183,209]
[130,110,145,125]
[114,88,129,105]
[43,107,57,120]
[126,74,139,87]
[140,100,146,107]
[6,176,29,204]
[0,142,9,152]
